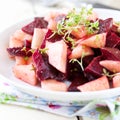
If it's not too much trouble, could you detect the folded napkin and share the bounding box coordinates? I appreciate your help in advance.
[0,75,120,120]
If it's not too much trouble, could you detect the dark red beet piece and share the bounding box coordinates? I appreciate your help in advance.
[22,17,48,35]
[84,56,103,81]
[83,55,94,68]
[24,40,31,48]
[46,30,62,43]
[68,74,88,92]
[40,29,62,48]
[98,18,113,33]
[101,47,120,61]
[66,59,83,81]
[114,41,120,50]
[106,32,120,48]
[32,49,66,81]
[92,48,101,57]
[7,47,32,57]
[67,48,72,57]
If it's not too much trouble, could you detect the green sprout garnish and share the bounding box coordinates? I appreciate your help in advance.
[102,68,120,79]
[64,35,75,49]
[24,56,29,61]
[29,49,35,54]
[96,106,110,120]
[69,58,84,71]
[39,48,48,54]
[30,64,36,71]
[21,47,26,51]
[53,7,99,49]
[69,52,85,71]
[85,20,99,34]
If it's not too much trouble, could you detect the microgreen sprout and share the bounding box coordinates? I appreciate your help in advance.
[21,47,26,51]
[69,58,84,71]
[66,36,75,49]
[47,31,57,39]
[69,52,85,71]
[54,7,99,49]
[94,34,101,47]
[102,68,120,79]
[39,48,48,54]
[30,64,36,71]
[24,56,29,61]
[85,20,99,34]
[29,49,35,54]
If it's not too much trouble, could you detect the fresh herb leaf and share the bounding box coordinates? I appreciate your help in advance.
[0,93,16,104]
[86,20,99,34]
[39,48,48,54]
[24,56,29,60]
[54,7,99,49]
[30,64,36,71]
[102,68,120,79]
[65,36,75,49]
[96,106,110,120]
[69,52,85,71]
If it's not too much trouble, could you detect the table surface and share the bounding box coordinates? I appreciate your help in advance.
[0,0,119,120]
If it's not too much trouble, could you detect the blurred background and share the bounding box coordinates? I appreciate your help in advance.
[0,0,119,31]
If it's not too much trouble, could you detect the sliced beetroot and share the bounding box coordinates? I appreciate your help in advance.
[84,56,103,81]
[22,17,48,35]
[24,40,31,48]
[101,47,120,61]
[98,18,113,33]
[83,55,94,68]
[68,74,88,92]
[7,47,32,57]
[40,29,62,49]
[115,41,120,50]
[46,30,62,43]
[66,59,83,81]
[106,32,120,48]
[32,49,66,81]
[92,48,101,57]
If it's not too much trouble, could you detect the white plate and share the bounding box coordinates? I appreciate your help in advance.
[0,8,120,104]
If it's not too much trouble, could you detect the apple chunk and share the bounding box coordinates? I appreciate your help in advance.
[100,60,120,73]
[47,40,67,73]
[69,44,94,59]
[81,33,106,48]
[31,28,47,49]
[13,64,37,85]
[77,76,109,92]
[41,79,67,91]
[113,74,120,88]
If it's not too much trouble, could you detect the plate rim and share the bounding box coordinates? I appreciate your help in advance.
[0,8,120,102]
